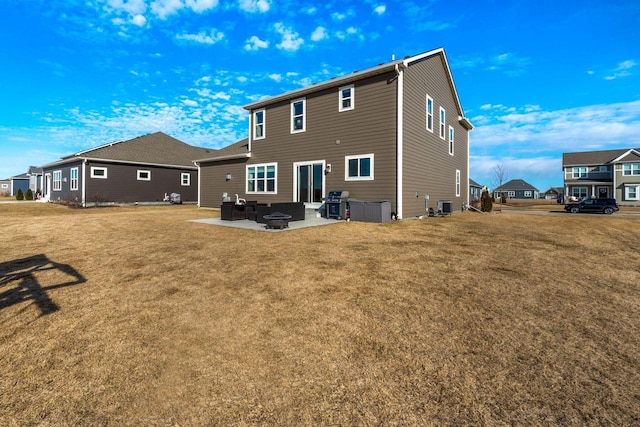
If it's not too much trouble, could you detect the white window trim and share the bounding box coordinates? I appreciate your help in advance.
[524,191,532,197]
[448,125,454,156]
[622,163,640,176]
[91,167,107,179]
[181,173,191,186]
[137,170,151,181]
[572,166,587,178]
[291,98,306,133]
[70,167,79,191]
[455,169,461,197]
[246,163,278,194]
[439,107,446,140]
[339,84,354,112]
[345,154,374,181]
[253,109,265,140]
[53,170,62,191]
[426,95,433,132]
[625,184,640,200]
[508,191,516,197]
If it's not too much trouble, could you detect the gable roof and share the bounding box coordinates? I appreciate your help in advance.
[494,179,539,192]
[194,138,250,163]
[42,132,216,169]
[563,147,640,166]
[243,47,472,130]
[469,178,483,188]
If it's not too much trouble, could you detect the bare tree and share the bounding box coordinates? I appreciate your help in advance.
[492,163,509,211]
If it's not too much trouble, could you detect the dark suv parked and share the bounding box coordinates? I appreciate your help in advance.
[564,198,619,215]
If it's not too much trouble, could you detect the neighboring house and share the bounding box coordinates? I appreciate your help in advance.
[469,178,484,201]
[542,187,563,200]
[10,174,30,197]
[0,179,10,196]
[40,132,215,206]
[27,166,43,195]
[196,47,473,218]
[493,179,539,199]
[562,147,640,206]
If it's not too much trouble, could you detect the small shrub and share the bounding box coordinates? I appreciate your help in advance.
[16,188,24,200]
[481,189,493,212]
[25,188,34,200]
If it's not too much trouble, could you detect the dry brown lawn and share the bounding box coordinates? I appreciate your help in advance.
[1,203,639,425]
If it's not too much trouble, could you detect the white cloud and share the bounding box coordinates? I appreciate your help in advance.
[176,29,224,44]
[605,59,636,80]
[244,35,269,51]
[238,0,270,13]
[274,22,303,52]
[183,99,198,107]
[150,0,184,19]
[310,26,328,42]
[131,14,147,26]
[106,0,147,15]
[374,5,386,15]
[268,73,282,82]
[185,0,219,13]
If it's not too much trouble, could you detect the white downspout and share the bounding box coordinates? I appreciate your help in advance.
[82,160,87,207]
[396,63,404,219]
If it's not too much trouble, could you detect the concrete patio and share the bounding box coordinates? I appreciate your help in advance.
[189,209,343,232]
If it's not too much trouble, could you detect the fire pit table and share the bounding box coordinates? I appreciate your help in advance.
[263,212,293,229]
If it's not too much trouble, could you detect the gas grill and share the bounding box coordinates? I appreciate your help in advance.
[325,190,350,219]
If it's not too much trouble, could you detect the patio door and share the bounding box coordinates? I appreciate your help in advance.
[295,161,324,206]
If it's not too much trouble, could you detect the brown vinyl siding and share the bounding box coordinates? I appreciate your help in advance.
[85,161,197,204]
[198,158,249,208]
[249,71,398,208]
[402,53,468,216]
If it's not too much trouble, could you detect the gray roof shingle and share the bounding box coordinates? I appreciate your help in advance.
[562,148,640,166]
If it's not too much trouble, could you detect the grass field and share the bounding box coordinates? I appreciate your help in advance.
[1,203,639,425]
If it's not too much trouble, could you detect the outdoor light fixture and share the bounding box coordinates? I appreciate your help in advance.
[225,173,231,181]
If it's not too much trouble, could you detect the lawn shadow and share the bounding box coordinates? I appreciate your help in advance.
[0,254,86,317]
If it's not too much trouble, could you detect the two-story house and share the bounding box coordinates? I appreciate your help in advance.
[196,47,473,219]
[562,148,640,206]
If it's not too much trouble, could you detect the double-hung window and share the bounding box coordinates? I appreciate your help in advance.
[448,126,454,155]
[455,170,461,197]
[247,163,277,193]
[70,167,78,191]
[572,187,588,199]
[254,109,265,139]
[572,167,588,178]
[291,98,306,133]
[625,184,639,200]
[439,107,446,139]
[339,85,354,111]
[181,173,190,186]
[53,170,62,191]
[345,154,374,181]
[137,170,151,181]
[623,163,640,176]
[426,95,434,132]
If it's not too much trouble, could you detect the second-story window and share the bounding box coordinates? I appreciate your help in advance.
[572,167,588,178]
[291,98,306,133]
[426,95,433,132]
[254,109,265,139]
[339,85,354,111]
[448,126,454,155]
[623,163,640,176]
[439,107,446,140]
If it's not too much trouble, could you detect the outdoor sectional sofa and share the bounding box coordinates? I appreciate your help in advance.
[220,201,305,223]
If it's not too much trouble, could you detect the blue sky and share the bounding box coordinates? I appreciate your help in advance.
[1,0,639,193]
